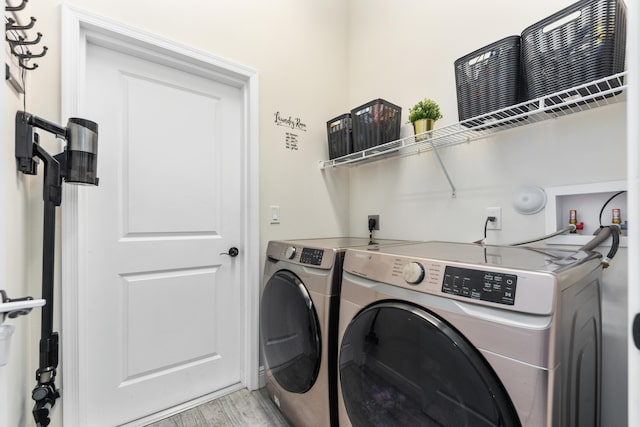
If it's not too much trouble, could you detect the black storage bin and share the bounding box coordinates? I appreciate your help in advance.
[521,0,626,106]
[326,113,352,159]
[454,35,524,127]
[350,99,401,152]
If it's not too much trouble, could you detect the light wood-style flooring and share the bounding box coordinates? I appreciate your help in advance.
[145,388,291,427]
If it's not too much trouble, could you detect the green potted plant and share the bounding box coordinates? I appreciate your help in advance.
[408,98,442,141]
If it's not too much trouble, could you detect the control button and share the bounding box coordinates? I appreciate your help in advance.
[403,262,425,285]
[285,246,296,260]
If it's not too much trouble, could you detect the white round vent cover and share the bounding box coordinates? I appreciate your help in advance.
[512,186,547,215]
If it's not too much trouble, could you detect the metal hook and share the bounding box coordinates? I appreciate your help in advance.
[19,61,38,70]
[5,16,36,31]
[5,0,29,12]
[7,32,42,46]
[15,46,47,59]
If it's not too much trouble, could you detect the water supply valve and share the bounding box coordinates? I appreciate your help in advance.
[568,209,584,233]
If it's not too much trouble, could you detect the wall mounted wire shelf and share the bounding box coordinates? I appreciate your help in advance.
[319,72,627,196]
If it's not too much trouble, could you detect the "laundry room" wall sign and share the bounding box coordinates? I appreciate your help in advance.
[274,111,307,151]
[274,111,307,132]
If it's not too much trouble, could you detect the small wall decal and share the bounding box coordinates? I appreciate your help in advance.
[285,132,299,151]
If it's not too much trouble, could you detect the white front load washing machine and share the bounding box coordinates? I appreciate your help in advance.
[337,241,603,427]
[260,237,417,427]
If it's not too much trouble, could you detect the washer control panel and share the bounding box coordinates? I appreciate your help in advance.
[442,266,517,306]
[300,248,324,266]
[341,243,583,314]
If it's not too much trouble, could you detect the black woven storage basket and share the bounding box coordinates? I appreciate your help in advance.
[521,0,626,107]
[350,99,401,153]
[455,36,525,129]
[326,113,352,159]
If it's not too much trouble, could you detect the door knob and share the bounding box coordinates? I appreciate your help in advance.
[220,247,239,257]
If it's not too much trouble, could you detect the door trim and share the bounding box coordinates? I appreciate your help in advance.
[60,6,260,426]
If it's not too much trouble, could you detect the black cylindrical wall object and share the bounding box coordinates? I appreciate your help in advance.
[65,118,99,185]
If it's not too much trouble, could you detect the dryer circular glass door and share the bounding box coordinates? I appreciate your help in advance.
[260,270,321,394]
[339,301,521,427]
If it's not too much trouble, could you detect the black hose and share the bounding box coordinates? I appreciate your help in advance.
[598,191,626,227]
[579,225,621,268]
[603,225,620,268]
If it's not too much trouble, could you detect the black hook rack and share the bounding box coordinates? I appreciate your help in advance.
[4,1,47,74]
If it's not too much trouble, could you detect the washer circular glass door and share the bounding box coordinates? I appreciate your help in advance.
[261,270,321,394]
[339,301,521,427]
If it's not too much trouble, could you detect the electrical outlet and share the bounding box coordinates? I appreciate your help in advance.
[368,215,380,231]
[486,207,502,230]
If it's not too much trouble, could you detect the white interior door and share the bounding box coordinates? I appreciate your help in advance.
[78,40,245,426]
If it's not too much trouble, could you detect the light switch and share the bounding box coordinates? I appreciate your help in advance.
[270,205,280,224]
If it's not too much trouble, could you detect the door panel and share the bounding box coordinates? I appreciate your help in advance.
[81,41,244,426]
[122,267,219,379]
[123,73,222,234]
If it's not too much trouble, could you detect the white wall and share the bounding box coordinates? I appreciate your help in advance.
[345,1,628,426]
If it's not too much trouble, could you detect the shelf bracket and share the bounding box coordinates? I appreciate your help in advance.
[427,138,456,197]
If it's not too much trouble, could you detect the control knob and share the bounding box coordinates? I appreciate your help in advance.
[403,262,425,285]
[285,246,296,260]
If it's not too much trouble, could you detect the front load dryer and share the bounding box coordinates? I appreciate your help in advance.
[337,241,603,427]
[260,237,416,427]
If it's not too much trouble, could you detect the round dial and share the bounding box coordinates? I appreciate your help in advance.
[403,262,425,285]
[285,246,296,260]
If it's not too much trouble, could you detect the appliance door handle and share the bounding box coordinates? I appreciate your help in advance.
[634,313,640,350]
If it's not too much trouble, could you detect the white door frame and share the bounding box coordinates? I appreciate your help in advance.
[60,6,260,426]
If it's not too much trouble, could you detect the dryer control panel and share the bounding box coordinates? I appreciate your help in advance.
[442,266,517,306]
[300,248,324,266]
[266,241,337,270]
